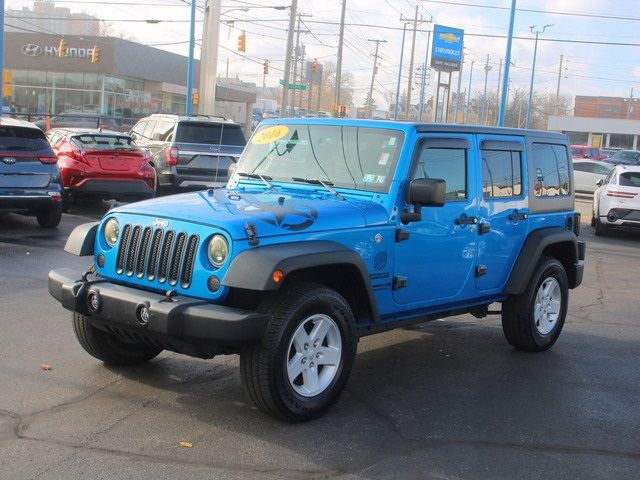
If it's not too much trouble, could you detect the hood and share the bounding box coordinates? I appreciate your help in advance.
[112,187,390,240]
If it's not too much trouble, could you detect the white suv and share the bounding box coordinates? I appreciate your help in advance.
[592,164,640,236]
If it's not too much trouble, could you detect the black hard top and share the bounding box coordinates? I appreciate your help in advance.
[413,122,566,140]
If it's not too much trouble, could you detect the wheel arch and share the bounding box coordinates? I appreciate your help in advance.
[504,227,580,295]
[222,240,379,324]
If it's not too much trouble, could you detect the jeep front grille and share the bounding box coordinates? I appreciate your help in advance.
[115,224,199,289]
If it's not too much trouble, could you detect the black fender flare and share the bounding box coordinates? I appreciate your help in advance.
[64,222,99,256]
[222,240,379,321]
[504,227,581,295]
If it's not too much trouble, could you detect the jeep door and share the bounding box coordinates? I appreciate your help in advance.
[393,135,478,307]
[474,136,528,291]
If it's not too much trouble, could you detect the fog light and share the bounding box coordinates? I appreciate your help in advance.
[207,275,220,292]
[137,304,150,325]
[87,291,101,313]
[96,254,105,268]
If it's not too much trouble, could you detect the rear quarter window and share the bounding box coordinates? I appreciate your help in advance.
[619,172,640,187]
[0,125,50,151]
[531,143,571,197]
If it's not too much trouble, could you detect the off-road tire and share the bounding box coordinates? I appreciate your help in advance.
[240,283,357,422]
[502,257,569,352]
[72,313,162,366]
[36,205,62,228]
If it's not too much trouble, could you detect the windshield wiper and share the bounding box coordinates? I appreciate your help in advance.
[292,177,345,201]
[237,172,275,190]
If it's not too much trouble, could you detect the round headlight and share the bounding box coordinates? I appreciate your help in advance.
[104,218,120,247]
[207,234,229,267]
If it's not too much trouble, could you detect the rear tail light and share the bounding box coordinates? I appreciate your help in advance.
[164,147,179,166]
[38,156,58,164]
[606,191,637,198]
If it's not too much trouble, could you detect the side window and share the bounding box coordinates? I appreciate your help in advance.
[413,147,467,200]
[572,162,589,172]
[131,121,146,137]
[142,121,156,140]
[482,149,522,198]
[531,143,570,197]
[595,164,613,175]
[153,120,175,142]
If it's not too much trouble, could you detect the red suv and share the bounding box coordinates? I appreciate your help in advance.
[571,145,606,161]
[47,129,156,205]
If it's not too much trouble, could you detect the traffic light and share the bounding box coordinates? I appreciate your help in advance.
[237,32,246,52]
[311,58,319,73]
[263,60,269,75]
[90,47,100,63]
[192,92,199,105]
[58,39,67,57]
[339,105,347,117]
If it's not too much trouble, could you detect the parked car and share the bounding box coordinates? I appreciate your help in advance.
[34,112,120,132]
[0,117,62,227]
[592,164,640,235]
[47,128,155,204]
[571,145,605,161]
[572,159,614,194]
[604,149,640,166]
[316,111,332,118]
[49,120,584,421]
[262,110,278,119]
[600,147,621,158]
[129,114,246,189]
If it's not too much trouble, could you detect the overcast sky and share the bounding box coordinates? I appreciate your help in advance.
[5,0,640,108]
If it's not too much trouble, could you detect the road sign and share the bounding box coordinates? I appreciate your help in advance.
[431,25,464,71]
[279,79,307,90]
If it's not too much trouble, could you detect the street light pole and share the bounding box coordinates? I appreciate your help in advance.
[482,55,491,125]
[497,0,516,126]
[526,24,552,128]
[334,0,347,115]
[185,0,197,115]
[464,60,474,123]
[453,50,465,122]
[199,0,221,115]
[393,23,409,121]
[366,39,386,119]
[280,0,298,117]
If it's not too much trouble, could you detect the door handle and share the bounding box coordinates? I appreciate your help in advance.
[455,216,478,225]
[508,212,528,221]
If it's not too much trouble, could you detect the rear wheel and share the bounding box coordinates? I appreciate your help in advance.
[240,283,357,422]
[72,313,162,366]
[594,216,610,236]
[502,257,569,352]
[36,205,62,228]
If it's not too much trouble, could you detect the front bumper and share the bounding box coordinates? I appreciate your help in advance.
[48,268,268,358]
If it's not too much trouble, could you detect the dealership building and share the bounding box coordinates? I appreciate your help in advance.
[2,32,256,128]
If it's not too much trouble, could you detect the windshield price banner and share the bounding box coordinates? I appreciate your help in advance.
[431,25,464,71]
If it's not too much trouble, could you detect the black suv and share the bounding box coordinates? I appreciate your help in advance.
[129,114,246,189]
[0,117,63,228]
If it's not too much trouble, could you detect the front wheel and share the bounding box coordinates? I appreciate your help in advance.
[240,283,357,422]
[501,257,569,352]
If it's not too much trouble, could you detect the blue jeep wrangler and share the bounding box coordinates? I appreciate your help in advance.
[49,119,585,421]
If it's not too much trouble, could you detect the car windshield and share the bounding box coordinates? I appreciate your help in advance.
[235,123,404,193]
[72,134,136,151]
[175,122,246,146]
[0,125,50,151]
[608,151,640,164]
[619,172,640,187]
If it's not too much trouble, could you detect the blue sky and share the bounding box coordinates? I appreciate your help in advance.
[5,0,639,108]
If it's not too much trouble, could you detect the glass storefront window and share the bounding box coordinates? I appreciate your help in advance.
[65,73,83,89]
[84,73,100,91]
[28,71,46,87]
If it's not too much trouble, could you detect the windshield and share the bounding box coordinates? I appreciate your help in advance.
[609,151,640,164]
[175,122,246,146]
[235,124,404,193]
[72,134,136,151]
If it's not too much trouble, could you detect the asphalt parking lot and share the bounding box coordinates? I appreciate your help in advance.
[1,196,639,479]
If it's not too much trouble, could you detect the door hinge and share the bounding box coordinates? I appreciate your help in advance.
[395,229,410,242]
[475,265,487,277]
[392,276,408,290]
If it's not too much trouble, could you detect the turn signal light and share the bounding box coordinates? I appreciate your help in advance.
[272,269,284,283]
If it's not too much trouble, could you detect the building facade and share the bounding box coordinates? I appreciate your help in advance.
[574,95,640,121]
[548,115,639,150]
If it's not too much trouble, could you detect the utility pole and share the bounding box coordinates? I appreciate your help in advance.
[334,0,347,116]
[453,51,465,122]
[291,13,311,114]
[185,0,197,115]
[494,57,502,125]
[418,30,431,121]
[554,54,564,115]
[498,0,516,126]
[526,24,552,128]
[394,23,409,121]
[366,39,386,118]
[464,60,474,123]
[627,88,634,119]
[198,0,221,115]
[400,6,431,120]
[482,54,491,125]
[0,0,5,113]
[280,0,298,117]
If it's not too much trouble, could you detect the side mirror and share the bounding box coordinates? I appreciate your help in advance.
[409,178,446,207]
[402,178,446,224]
[596,179,604,187]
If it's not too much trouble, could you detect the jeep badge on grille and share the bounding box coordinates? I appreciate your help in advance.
[153,219,169,228]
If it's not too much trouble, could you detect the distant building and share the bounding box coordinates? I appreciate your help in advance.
[574,95,640,121]
[5,0,100,37]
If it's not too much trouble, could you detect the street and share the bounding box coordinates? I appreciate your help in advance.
[1,197,639,479]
